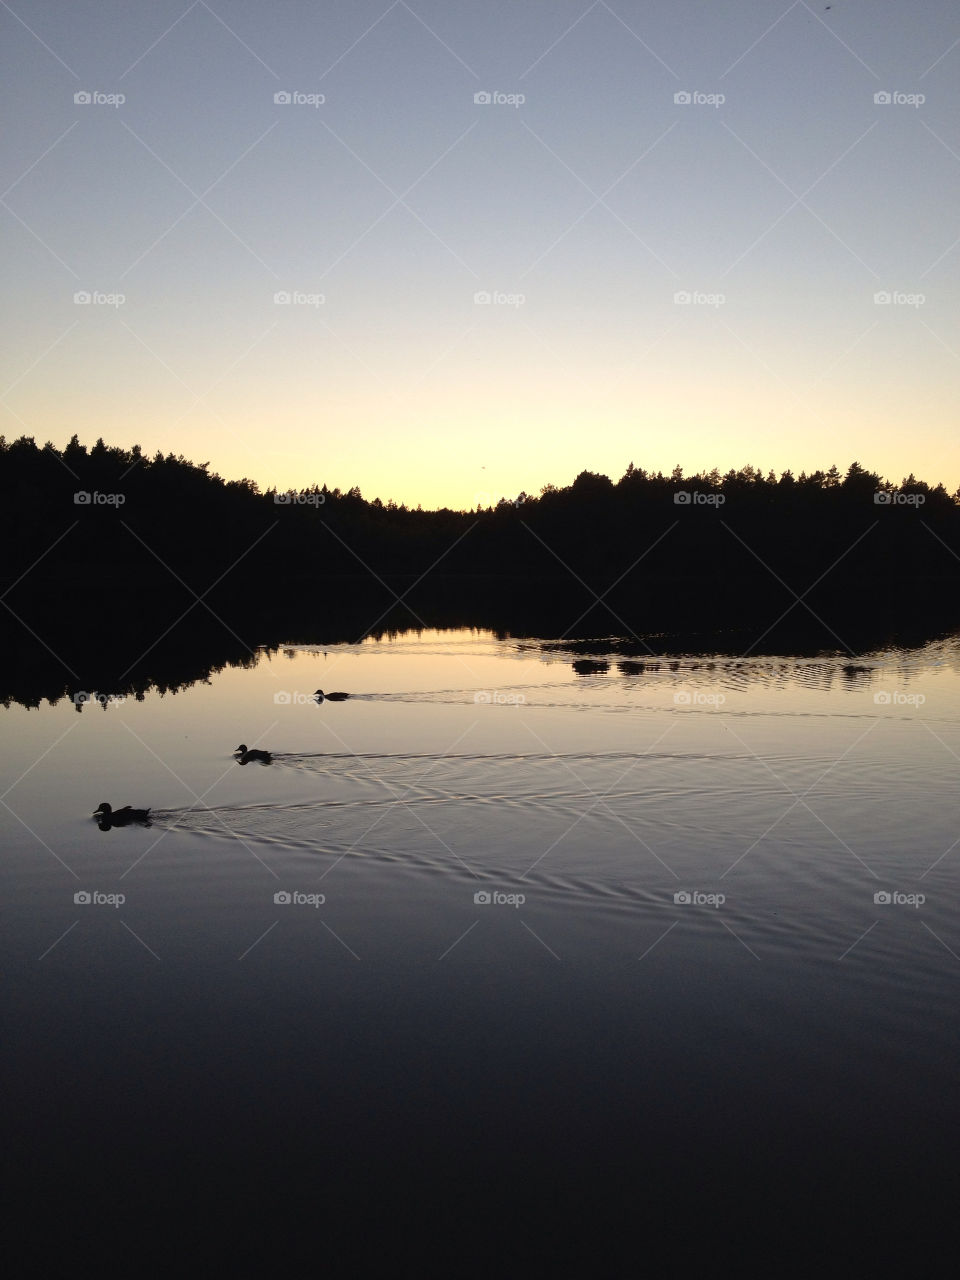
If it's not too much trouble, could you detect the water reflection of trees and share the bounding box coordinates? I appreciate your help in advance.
[2,592,956,711]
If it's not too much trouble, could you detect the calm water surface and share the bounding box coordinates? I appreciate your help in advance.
[4,628,959,1268]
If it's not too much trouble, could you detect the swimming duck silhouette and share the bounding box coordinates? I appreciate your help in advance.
[234,744,272,764]
[92,802,151,828]
[314,689,350,702]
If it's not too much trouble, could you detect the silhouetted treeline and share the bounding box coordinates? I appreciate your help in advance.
[3,435,960,675]
[5,435,958,578]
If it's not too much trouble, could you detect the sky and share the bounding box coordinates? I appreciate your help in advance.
[2,0,958,510]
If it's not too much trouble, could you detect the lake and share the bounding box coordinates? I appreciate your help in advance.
[4,626,959,1270]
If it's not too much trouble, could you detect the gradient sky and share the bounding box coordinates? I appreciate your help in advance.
[2,0,958,509]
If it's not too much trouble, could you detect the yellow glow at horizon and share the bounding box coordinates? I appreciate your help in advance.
[19,319,959,509]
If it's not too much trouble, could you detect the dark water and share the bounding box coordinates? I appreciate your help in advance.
[4,629,959,1269]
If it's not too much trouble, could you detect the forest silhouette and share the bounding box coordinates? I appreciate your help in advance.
[3,433,960,704]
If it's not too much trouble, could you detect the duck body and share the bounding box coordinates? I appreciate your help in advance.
[234,744,272,764]
[92,802,151,828]
[314,689,350,702]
